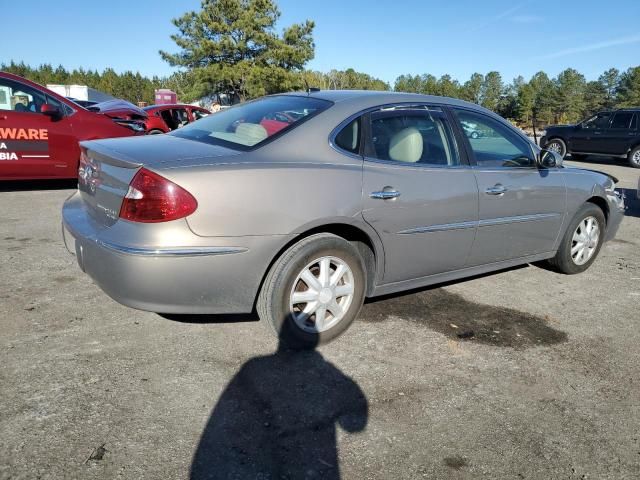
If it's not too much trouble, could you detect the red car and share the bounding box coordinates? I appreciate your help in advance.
[142,104,211,134]
[0,72,145,180]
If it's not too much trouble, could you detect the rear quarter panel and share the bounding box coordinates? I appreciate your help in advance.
[165,160,364,237]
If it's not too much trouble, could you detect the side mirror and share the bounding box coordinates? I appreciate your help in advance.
[41,104,61,118]
[538,148,562,169]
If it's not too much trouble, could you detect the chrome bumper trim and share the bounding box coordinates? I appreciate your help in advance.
[96,240,248,257]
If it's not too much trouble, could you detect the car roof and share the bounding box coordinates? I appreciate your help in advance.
[282,89,501,120]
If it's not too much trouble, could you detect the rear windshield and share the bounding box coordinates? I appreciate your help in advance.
[170,95,332,150]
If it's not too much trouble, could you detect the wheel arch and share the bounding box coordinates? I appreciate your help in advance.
[585,195,609,225]
[253,220,384,310]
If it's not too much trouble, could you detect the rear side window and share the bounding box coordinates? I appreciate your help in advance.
[366,110,459,166]
[454,109,534,168]
[334,118,361,154]
[610,112,634,129]
[171,95,332,150]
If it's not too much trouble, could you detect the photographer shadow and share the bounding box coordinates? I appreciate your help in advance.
[190,331,368,480]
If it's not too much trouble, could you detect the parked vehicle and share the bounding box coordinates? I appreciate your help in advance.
[541,109,640,168]
[142,104,211,134]
[62,91,625,347]
[461,120,482,138]
[0,72,145,180]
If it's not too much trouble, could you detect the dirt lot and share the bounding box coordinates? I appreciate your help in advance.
[1,157,639,479]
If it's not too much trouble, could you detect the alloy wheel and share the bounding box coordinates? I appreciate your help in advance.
[571,216,600,265]
[289,256,355,333]
[547,140,565,157]
[631,149,640,167]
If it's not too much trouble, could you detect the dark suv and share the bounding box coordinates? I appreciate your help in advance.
[541,109,640,168]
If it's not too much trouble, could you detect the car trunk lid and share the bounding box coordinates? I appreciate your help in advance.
[78,135,241,227]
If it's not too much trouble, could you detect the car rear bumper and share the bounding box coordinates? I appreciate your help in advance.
[62,191,287,314]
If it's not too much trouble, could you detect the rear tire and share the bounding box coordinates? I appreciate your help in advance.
[546,203,605,274]
[257,233,366,349]
[147,129,164,135]
[546,138,567,158]
[628,146,640,168]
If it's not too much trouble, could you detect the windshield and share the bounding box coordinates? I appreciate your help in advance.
[170,95,332,150]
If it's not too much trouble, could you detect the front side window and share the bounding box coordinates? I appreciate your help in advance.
[610,112,634,129]
[454,109,534,168]
[171,95,332,150]
[582,112,611,129]
[366,109,459,166]
[0,78,48,113]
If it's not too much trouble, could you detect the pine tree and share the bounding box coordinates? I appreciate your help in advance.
[160,0,315,101]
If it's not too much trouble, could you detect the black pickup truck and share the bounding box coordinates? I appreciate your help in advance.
[541,109,640,168]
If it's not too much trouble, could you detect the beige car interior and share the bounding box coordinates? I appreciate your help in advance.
[388,127,424,163]
[210,122,269,146]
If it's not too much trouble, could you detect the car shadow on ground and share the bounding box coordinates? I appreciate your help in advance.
[189,330,368,480]
[360,265,567,349]
[0,179,77,192]
[163,264,567,351]
[159,312,259,324]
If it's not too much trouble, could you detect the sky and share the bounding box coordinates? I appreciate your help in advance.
[2,0,639,86]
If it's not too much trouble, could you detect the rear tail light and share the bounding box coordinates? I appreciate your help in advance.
[119,168,197,223]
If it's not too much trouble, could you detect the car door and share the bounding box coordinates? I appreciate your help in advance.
[0,76,76,178]
[451,108,566,266]
[603,111,637,155]
[359,106,479,284]
[570,112,612,153]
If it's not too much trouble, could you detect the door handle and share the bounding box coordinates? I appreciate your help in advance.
[0,115,7,120]
[485,184,507,195]
[370,189,401,200]
[593,131,602,135]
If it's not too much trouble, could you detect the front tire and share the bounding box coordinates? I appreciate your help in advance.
[546,138,567,158]
[628,146,640,168]
[546,203,605,274]
[257,233,366,349]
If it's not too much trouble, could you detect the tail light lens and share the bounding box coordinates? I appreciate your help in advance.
[119,168,197,223]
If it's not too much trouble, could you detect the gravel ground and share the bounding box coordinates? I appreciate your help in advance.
[1,157,639,479]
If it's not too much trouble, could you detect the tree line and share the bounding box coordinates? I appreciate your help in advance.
[3,0,640,128]
[1,61,190,105]
[395,67,640,126]
[1,61,389,106]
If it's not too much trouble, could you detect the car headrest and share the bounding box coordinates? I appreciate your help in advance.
[236,123,268,145]
[389,127,423,163]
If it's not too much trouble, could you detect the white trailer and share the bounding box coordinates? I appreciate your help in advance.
[46,84,114,103]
